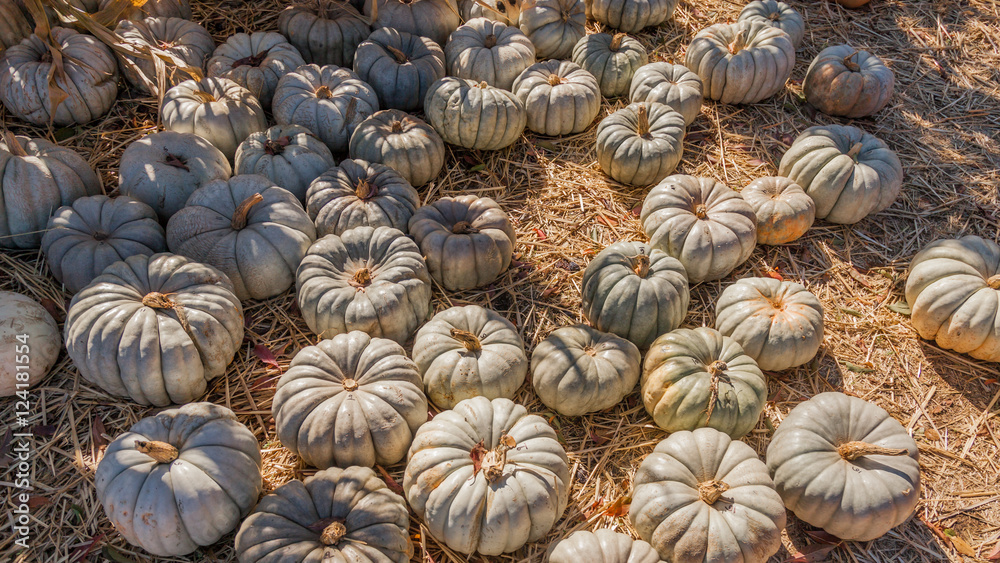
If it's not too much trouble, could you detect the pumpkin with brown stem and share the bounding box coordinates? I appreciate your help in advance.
[740,176,814,245]
[349,109,446,187]
[161,77,268,161]
[278,0,371,67]
[629,62,703,126]
[572,32,648,98]
[306,158,420,236]
[353,27,445,112]
[804,44,894,118]
[423,76,526,150]
[512,60,601,136]
[234,124,336,202]
[115,17,214,94]
[589,0,676,33]
[445,17,535,91]
[364,0,462,46]
[518,0,585,59]
[737,0,804,48]
[206,31,306,107]
[596,102,685,187]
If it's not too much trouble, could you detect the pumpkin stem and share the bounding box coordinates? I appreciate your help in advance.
[847,142,863,160]
[450,328,483,352]
[987,275,1000,290]
[705,360,727,422]
[355,178,377,200]
[694,203,709,219]
[231,47,272,69]
[635,104,650,136]
[728,29,749,54]
[583,345,597,356]
[320,520,348,545]
[386,44,409,63]
[342,378,359,392]
[484,34,498,49]
[477,81,490,89]
[192,89,217,103]
[547,73,564,86]
[610,33,625,51]
[390,119,405,133]
[768,10,781,21]
[707,360,728,377]
[837,441,908,461]
[142,292,175,309]
[2,131,28,157]
[315,85,333,99]
[482,434,516,483]
[164,153,190,171]
[843,50,861,72]
[452,221,480,234]
[632,254,650,277]
[231,193,264,230]
[135,440,179,463]
[351,267,373,288]
[264,136,291,155]
[93,231,110,241]
[698,480,730,504]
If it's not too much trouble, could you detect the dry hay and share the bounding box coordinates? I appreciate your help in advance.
[1,0,999,561]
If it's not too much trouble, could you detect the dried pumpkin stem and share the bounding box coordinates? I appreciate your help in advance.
[142,292,175,309]
[610,33,625,51]
[355,178,377,200]
[987,275,1000,290]
[728,29,749,54]
[386,45,409,63]
[320,520,347,545]
[705,360,727,422]
[484,34,498,49]
[135,440,179,463]
[315,85,333,99]
[482,434,517,483]
[231,193,264,230]
[547,73,564,86]
[232,47,271,69]
[192,89,217,103]
[847,142,863,160]
[635,105,650,136]
[264,136,290,155]
[843,50,861,72]
[450,328,483,352]
[2,131,28,157]
[390,119,405,133]
[352,267,373,287]
[477,81,490,89]
[164,153,189,170]
[698,480,730,504]
[694,203,709,219]
[768,11,781,21]
[632,254,650,277]
[342,378,359,392]
[583,345,597,356]
[452,221,480,234]
[837,441,908,461]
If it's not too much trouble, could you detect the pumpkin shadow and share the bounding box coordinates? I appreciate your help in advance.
[916,340,999,413]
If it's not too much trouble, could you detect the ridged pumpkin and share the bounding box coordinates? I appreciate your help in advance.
[424,76,526,150]
[445,18,535,91]
[306,158,420,236]
[353,27,445,112]
[589,0,676,33]
[349,109,446,187]
[161,77,268,161]
[116,17,214,94]
[741,176,814,245]
[0,292,60,396]
[277,0,371,67]
[364,0,462,46]
[234,124,336,202]
[804,44,894,118]
[571,32,648,99]
[547,529,660,563]
[596,102,685,187]
[737,0,805,48]
[206,31,306,107]
[519,0,586,59]
[629,62,703,126]
[98,0,192,20]
[512,60,601,137]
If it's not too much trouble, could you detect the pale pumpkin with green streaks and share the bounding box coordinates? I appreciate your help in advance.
[572,32,648,98]
[512,60,601,137]
[423,76,526,150]
[445,17,535,91]
[588,0,676,33]
[685,20,794,104]
[518,0,585,59]
[306,158,420,236]
[737,0,804,48]
[234,124,336,203]
[547,529,660,563]
[596,102,685,187]
[349,109,446,187]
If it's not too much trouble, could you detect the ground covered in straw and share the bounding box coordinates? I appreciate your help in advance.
[2,0,999,561]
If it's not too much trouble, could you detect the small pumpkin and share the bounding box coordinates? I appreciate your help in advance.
[118,131,232,222]
[518,0,585,59]
[306,158,420,236]
[273,331,427,468]
[589,0,676,33]
[65,253,244,406]
[547,529,660,563]
[0,132,101,249]
[685,20,795,104]
[296,226,432,344]
[445,18,535,91]
[235,466,414,563]
[640,174,757,283]
[161,77,268,161]
[630,427,786,563]
[642,326,767,438]
[778,124,903,224]
[95,403,262,557]
[766,392,920,541]
[349,109,446,187]
[273,64,380,154]
[364,0,462,46]
[234,124,336,203]
[403,396,571,555]
[41,195,167,294]
[97,0,192,20]
[905,236,1000,362]
[278,0,371,67]
[408,194,516,291]
[531,324,641,416]
[423,77,526,150]
[0,27,118,126]
[804,44,894,118]
[581,241,690,349]
[512,60,601,137]
[115,17,214,94]
[596,102,685,187]
[412,305,528,409]
[353,27,446,112]
[0,292,60,397]
[571,32,648,99]
[741,176,814,245]
[629,62,703,126]
[715,277,824,371]
[206,32,306,107]
[737,0,804,48]
[465,0,521,25]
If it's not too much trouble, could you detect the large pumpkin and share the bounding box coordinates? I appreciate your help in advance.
[412,305,528,409]
[364,0,462,46]
[0,27,118,126]
[424,76,526,150]
[296,226,432,344]
[685,20,795,104]
[235,466,413,563]
[98,0,192,20]
[571,32,648,99]
[547,529,660,563]
[740,176,814,245]
[628,62,703,126]
[166,175,317,301]
[306,158,420,236]
[778,124,903,224]
[766,392,920,541]
[519,0,585,59]
[206,31,306,107]
[234,124,336,202]
[631,427,786,563]
[737,0,805,48]
[0,133,101,249]
[41,195,167,294]
[349,109,446,187]
[65,253,244,406]
[581,241,690,349]
[403,396,570,555]
[353,27,445,112]
[642,326,767,438]
[115,17,214,94]
[277,0,371,67]
[640,174,757,283]
[118,131,232,222]
[95,403,262,557]
[804,44,894,118]
[273,331,428,468]
[589,0,676,33]
[408,194,516,290]
[512,60,601,137]
[161,77,268,161]
[445,18,535,91]
[905,235,1000,361]
[596,102,685,187]
[0,292,60,397]
[464,0,521,25]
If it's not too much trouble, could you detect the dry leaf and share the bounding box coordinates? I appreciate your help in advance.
[949,535,976,557]
[602,495,631,518]
[986,541,1000,560]
[470,440,487,477]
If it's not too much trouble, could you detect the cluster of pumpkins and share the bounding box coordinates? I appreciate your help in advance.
[1,0,999,561]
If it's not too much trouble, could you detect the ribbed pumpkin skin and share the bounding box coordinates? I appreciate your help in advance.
[547,529,660,563]
[741,176,814,245]
[235,466,413,563]
[572,32,648,98]
[629,62,703,126]
[412,305,528,409]
[296,226,432,344]
[0,134,101,249]
[512,60,601,136]
[277,0,371,67]
[737,0,804,48]
[589,0,676,33]
[0,292,60,396]
[465,0,521,25]
[119,131,232,221]
[642,327,767,438]
[640,174,757,283]
[349,109,446,187]
[685,20,795,104]
[403,397,571,555]
[161,77,268,161]
[581,241,690,349]
[234,124,336,202]
[273,332,428,468]
[0,27,118,126]
[778,124,903,224]
[766,392,920,541]
[206,32,306,107]
[306,158,420,236]
[65,253,244,406]
[424,77,527,150]
[445,18,535,91]
[408,195,516,290]
[365,0,462,46]
[804,44,895,118]
[116,17,214,94]
[41,195,167,294]
[596,102,686,187]
[98,0,192,20]
[353,27,445,112]
[519,0,586,59]
[95,403,262,557]
[905,236,1000,361]
[630,428,786,563]
[715,277,824,371]
[273,64,380,154]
